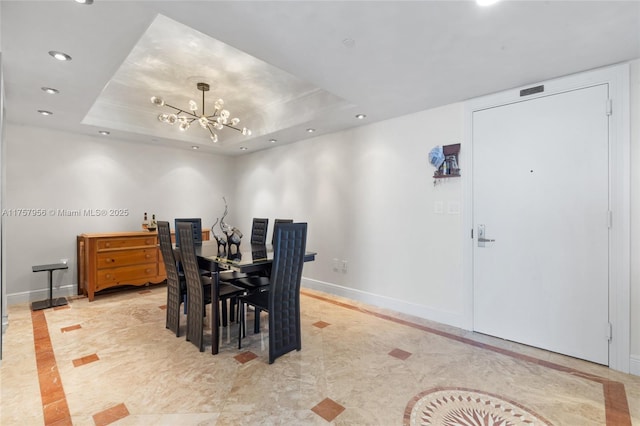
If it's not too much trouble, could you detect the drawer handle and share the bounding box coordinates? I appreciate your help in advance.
[105,242,111,248]
[145,254,151,259]
[145,239,153,245]
[145,268,151,274]
[105,273,112,279]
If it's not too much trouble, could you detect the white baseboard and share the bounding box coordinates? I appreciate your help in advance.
[7,284,78,306]
[301,277,470,330]
[630,355,640,376]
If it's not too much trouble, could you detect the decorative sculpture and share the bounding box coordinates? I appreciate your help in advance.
[210,218,227,256]
[219,197,243,254]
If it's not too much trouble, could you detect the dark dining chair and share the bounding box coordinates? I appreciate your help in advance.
[177,222,243,352]
[158,221,186,337]
[271,218,293,245]
[250,218,269,245]
[237,222,307,364]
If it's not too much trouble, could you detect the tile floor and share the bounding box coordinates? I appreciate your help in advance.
[1,285,639,425]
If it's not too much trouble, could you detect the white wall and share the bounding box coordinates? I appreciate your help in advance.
[630,59,640,374]
[4,124,236,303]
[235,103,467,327]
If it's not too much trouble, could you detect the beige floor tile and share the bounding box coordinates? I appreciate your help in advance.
[1,285,640,425]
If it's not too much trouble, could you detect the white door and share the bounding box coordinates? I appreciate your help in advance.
[472,84,610,365]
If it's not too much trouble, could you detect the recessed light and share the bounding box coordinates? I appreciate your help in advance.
[37,110,53,116]
[240,147,248,151]
[75,0,94,4]
[41,87,59,95]
[98,131,110,136]
[269,139,277,143]
[191,146,199,150]
[355,114,367,119]
[48,51,72,61]
[306,128,316,133]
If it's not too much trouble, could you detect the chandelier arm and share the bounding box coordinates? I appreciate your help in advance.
[223,124,243,132]
[162,103,199,119]
[206,125,217,138]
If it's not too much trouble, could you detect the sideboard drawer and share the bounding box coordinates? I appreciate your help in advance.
[96,248,157,269]
[96,263,158,290]
[97,236,156,250]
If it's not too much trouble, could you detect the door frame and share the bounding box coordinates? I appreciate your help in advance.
[462,63,631,373]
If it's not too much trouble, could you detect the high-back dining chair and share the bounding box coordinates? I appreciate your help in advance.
[158,221,186,337]
[250,218,269,245]
[177,222,211,351]
[237,222,308,364]
[178,222,244,352]
[271,219,293,245]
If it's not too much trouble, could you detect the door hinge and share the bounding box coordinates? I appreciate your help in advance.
[607,322,613,342]
[606,99,613,116]
[471,228,474,239]
[608,210,613,229]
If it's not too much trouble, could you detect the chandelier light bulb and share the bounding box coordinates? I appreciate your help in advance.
[210,133,218,143]
[150,96,165,107]
[167,114,178,125]
[179,121,190,131]
[231,118,240,126]
[198,116,209,129]
[213,122,224,130]
[189,100,198,111]
[214,99,224,110]
[242,127,252,136]
[220,110,230,120]
[158,113,168,122]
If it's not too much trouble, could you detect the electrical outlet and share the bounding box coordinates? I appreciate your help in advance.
[341,260,348,273]
[332,258,340,272]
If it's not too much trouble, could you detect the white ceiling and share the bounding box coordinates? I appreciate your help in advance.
[1,1,639,156]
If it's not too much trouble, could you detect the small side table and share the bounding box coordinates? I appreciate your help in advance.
[31,263,69,311]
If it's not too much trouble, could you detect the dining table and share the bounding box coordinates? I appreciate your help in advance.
[191,240,317,354]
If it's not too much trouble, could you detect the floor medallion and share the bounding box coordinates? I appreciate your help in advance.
[405,387,552,426]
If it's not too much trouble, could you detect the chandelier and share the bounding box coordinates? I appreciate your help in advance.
[150,82,251,143]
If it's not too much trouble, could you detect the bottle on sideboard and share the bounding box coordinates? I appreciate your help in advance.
[142,212,149,230]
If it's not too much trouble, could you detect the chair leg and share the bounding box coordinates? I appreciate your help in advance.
[238,301,244,349]
[221,299,228,327]
[254,308,261,334]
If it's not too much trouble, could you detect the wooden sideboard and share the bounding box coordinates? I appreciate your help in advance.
[77,229,210,301]
[77,232,164,301]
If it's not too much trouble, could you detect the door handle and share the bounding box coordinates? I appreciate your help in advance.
[477,225,495,247]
